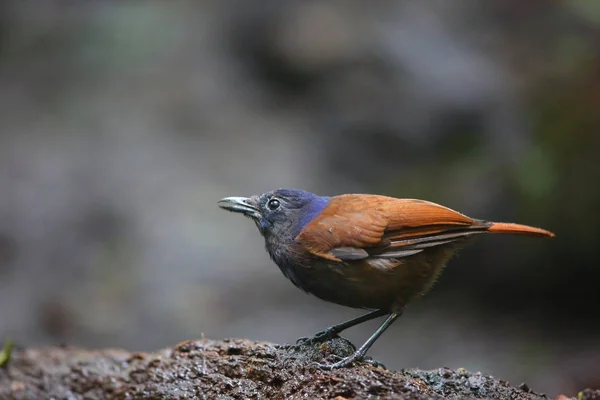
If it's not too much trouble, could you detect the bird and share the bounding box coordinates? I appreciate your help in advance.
[218,189,554,369]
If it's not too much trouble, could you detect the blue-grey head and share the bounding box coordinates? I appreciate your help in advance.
[218,189,330,241]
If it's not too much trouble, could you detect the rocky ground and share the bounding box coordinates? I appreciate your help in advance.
[0,337,593,400]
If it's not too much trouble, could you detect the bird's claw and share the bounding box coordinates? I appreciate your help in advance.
[313,353,385,370]
[313,353,362,370]
[313,361,335,370]
[313,357,355,370]
[363,357,387,369]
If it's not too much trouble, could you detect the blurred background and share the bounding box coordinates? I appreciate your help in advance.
[0,0,599,397]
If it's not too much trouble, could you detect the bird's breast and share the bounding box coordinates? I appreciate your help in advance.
[267,242,461,311]
[264,238,311,288]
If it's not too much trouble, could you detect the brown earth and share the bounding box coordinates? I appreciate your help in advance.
[0,337,593,399]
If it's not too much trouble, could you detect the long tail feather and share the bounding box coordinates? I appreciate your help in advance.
[487,222,555,238]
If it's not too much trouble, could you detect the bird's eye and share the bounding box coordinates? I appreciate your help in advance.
[267,198,281,211]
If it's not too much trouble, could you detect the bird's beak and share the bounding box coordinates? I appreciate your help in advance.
[218,196,261,220]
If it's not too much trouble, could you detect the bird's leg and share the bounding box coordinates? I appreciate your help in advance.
[315,311,401,369]
[296,309,387,344]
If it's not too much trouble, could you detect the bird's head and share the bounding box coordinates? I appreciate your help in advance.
[218,189,329,239]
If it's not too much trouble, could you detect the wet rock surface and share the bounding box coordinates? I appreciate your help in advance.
[0,337,591,400]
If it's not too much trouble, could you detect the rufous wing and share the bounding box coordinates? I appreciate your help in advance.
[295,195,485,262]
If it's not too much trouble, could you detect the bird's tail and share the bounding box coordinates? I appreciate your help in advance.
[486,222,555,238]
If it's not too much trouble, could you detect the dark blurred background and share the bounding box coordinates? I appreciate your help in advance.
[0,0,599,397]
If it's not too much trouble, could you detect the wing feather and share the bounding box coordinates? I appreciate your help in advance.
[296,194,486,262]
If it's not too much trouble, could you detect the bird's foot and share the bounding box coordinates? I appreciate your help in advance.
[363,356,386,369]
[314,351,386,370]
[313,350,364,370]
[295,327,339,345]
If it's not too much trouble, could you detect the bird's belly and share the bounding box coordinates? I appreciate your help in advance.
[281,246,458,311]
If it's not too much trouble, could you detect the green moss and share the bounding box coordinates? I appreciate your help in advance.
[0,339,13,367]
